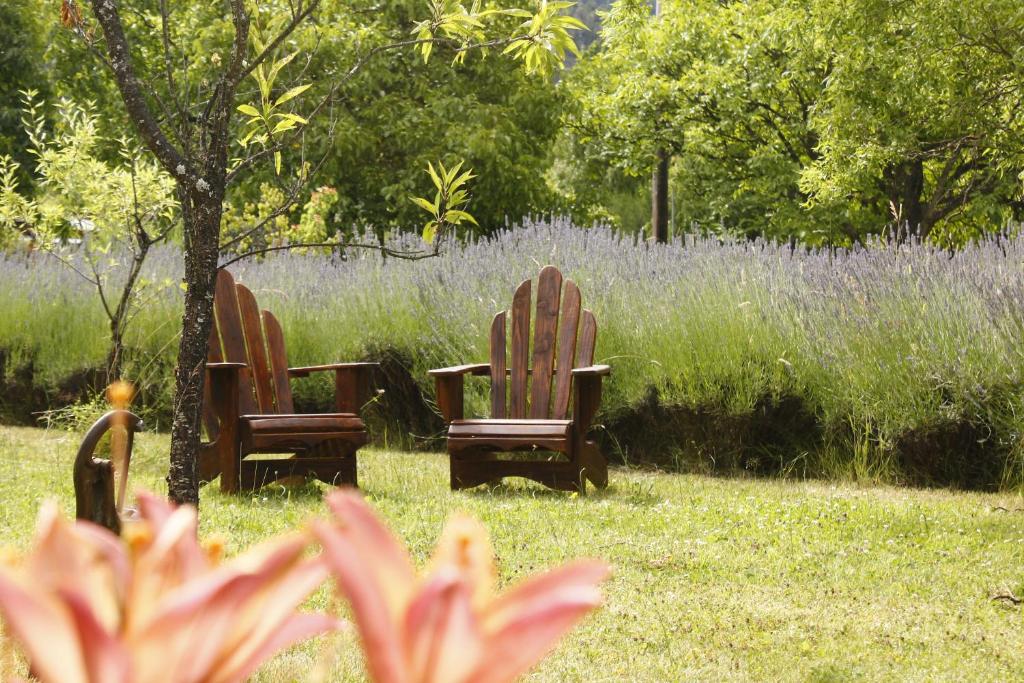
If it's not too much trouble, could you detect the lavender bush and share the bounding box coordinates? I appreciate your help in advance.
[2,218,1023,487]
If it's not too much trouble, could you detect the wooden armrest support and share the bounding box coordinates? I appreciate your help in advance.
[288,362,379,378]
[428,363,490,377]
[572,369,607,433]
[572,364,611,376]
[285,363,379,413]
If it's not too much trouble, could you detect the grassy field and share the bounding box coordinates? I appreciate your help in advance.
[2,425,1024,681]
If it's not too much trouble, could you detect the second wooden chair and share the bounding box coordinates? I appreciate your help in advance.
[430,265,610,493]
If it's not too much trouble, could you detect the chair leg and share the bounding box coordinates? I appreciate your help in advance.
[450,449,503,490]
[219,438,241,494]
[580,440,608,489]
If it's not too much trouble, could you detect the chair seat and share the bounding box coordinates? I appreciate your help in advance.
[448,419,573,441]
[242,413,365,434]
[240,413,368,454]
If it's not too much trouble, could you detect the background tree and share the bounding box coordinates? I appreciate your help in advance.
[223,0,565,238]
[560,0,1024,245]
[0,94,177,382]
[800,0,1024,244]
[0,1,50,186]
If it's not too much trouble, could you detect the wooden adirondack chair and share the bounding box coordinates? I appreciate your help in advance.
[200,269,377,493]
[74,409,143,534]
[430,265,610,493]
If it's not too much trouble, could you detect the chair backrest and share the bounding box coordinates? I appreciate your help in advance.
[206,269,294,426]
[489,265,597,420]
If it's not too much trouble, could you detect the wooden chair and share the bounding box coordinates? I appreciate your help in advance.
[74,409,143,534]
[430,265,610,493]
[200,269,377,493]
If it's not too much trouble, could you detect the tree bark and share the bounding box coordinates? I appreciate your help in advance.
[651,148,670,243]
[166,187,223,505]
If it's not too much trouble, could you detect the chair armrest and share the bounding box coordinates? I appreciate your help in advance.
[207,362,247,371]
[428,363,490,377]
[572,364,611,376]
[286,362,378,413]
[288,362,379,378]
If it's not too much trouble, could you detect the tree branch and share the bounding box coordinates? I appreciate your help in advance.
[219,240,438,268]
[87,0,190,179]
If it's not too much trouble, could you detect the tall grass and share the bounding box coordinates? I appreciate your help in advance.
[3,219,1024,487]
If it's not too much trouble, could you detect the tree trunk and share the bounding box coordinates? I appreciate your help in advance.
[106,329,124,385]
[166,188,223,505]
[651,148,670,243]
[888,159,925,238]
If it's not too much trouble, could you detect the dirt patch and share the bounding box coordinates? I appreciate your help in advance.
[291,347,444,450]
[0,351,106,425]
[600,386,822,476]
[363,348,445,449]
[895,419,1005,490]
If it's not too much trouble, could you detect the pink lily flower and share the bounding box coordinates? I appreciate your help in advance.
[0,492,339,683]
[311,490,609,683]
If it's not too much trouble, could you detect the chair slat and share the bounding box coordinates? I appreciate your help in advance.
[489,311,507,418]
[576,309,597,367]
[235,283,274,415]
[203,321,223,437]
[552,279,581,420]
[529,266,562,418]
[509,278,532,419]
[262,310,294,414]
[214,270,257,415]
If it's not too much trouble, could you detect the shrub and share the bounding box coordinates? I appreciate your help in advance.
[3,218,1024,487]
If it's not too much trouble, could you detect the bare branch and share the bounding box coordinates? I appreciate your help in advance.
[87,0,189,179]
[219,240,439,268]
[42,249,99,287]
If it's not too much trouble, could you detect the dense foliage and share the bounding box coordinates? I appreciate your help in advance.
[562,0,1024,244]
[5,0,1021,244]
[4,218,1024,489]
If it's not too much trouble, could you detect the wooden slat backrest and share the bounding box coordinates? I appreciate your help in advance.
[262,310,294,413]
[509,279,531,419]
[491,266,597,421]
[235,283,275,414]
[528,266,562,418]
[551,280,581,420]
[489,311,507,418]
[576,309,597,367]
[212,270,257,415]
[202,321,223,436]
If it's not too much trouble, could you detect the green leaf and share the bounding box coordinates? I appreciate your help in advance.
[271,119,298,134]
[422,221,438,244]
[237,104,261,118]
[427,162,443,192]
[446,209,478,225]
[410,196,438,214]
[274,83,312,107]
[274,113,309,125]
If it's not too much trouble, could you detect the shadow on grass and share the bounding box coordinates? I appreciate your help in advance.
[458,478,660,505]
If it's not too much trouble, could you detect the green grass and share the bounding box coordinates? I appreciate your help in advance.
[2,425,1024,681]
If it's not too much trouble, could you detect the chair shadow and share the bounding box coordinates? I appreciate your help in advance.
[458,478,640,502]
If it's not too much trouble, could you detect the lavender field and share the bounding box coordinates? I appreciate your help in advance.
[3,218,1024,488]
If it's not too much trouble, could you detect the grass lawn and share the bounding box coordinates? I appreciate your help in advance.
[1,425,1024,681]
